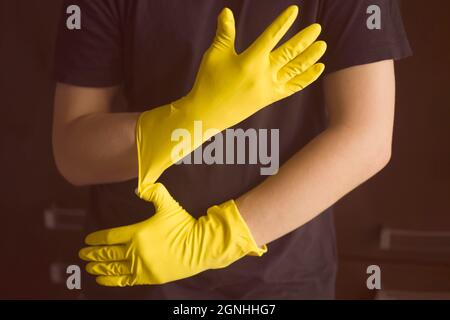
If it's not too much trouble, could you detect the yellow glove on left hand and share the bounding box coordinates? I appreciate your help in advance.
[79,183,266,286]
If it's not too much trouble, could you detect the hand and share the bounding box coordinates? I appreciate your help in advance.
[137,5,327,192]
[79,183,266,286]
[186,5,326,129]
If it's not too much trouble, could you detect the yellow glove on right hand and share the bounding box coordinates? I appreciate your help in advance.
[137,5,326,194]
[79,183,266,286]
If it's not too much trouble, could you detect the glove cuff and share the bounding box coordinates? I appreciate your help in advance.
[216,200,268,257]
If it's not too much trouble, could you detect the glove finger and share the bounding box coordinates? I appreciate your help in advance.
[84,224,135,245]
[213,8,236,51]
[86,261,131,276]
[285,63,325,93]
[79,245,127,262]
[271,24,322,69]
[277,41,327,83]
[247,5,298,54]
[96,275,134,287]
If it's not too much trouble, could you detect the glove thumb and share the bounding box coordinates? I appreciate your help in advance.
[213,8,236,51]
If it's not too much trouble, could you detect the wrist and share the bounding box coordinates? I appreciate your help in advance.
[218,200,267,257]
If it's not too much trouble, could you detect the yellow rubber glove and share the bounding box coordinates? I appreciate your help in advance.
[137,5,327,194]
[79,183,267,286]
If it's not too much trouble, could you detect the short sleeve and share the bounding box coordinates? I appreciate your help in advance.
[318,0,412,74]
[55,0,123,87]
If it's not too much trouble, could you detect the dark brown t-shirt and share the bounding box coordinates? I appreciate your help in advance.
[55,0,411,299]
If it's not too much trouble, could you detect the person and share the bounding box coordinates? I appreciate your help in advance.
[53,0,411,299]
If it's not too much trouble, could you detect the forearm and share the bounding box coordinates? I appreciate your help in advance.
[237,125,391,247]
[53,111,139,186]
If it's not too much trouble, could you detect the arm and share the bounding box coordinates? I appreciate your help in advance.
[237,60,395,246]
[52,83,139,186]
[53,6,325,189]
[78,60,396,287]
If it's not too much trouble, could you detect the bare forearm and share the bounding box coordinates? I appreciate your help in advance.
[237,125,391,247]
[237,61,395,247]
[53,112,139,185]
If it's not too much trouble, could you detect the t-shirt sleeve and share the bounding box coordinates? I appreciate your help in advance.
[55,0,123,87]
[318,0,412,74]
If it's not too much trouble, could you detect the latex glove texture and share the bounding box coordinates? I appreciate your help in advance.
[137,5,326,193]
[79,183,266,287]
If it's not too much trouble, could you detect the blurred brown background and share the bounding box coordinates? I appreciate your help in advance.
[0,0,449,299]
